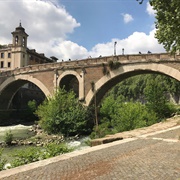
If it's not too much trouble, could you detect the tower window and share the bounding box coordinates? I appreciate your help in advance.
[1,53,4,58]
[15,36,18,45]
[23,37,25,47]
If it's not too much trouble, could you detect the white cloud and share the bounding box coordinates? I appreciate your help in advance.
[52,28,165,60]
[0,0,80,58]
[53,41,88,60]
[122,13,134,24]
[88,29,165,57]
[0,0,164,62]
[146,2,156,16]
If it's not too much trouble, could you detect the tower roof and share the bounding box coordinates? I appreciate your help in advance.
[11,22,28,36]
[15,22,25,32]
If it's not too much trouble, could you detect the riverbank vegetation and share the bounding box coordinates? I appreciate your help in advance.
[0,74,179,171]
[34,74,179,140]
[0,142,73,171]
[36,88,93,136]
[91,74,179,138]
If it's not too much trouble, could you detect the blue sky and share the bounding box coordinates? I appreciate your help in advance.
[0,0,165,61]
[62,0,154,49]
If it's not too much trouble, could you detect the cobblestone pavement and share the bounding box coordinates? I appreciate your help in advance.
[0,121,180,180]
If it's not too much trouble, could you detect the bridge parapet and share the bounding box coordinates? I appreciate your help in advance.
[0,70,13,77]
[0,53,179,77]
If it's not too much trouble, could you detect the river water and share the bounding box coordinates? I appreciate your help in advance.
[0,124,90,169]
[0,124,35,142]
[0,124,90,149]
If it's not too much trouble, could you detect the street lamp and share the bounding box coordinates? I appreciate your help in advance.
[122,48,124,55]
[114,41,117,56]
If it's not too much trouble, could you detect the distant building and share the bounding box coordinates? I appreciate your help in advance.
[0,23,58,109]
[0,23,57,72]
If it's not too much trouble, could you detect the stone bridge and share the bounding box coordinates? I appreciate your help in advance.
[0,53,180,110]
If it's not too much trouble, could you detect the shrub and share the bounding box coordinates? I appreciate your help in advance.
[0,148,6,171]
[43,143,73,158]
[109,102,157,133]
[11,143,72,168]
[4,130,13,145]
[108,60,121,70]
[144,75,174,120]
[11,146,41,167]
[28,100,37,112]
[36,88,91,136]
[91,96,158,139]
[90,117,115,139]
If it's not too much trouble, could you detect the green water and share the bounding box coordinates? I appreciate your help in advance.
[0,124,35,142]
[0,124,90,167]
[0,124,36,164]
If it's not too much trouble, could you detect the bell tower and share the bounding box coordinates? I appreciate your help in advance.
[11,22,29,68]
[12,22,28,48]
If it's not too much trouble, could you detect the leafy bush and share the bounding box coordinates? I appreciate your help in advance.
[11,146,42,167]
[11,143,72,168]
[176,105,180,115]
[0,148,6,171]
[28,100,37,112]
[91,95,158,139]
[43,143,73,158]
[90,117,115,139]
[144,75,176,120]
[4,130,13,145]
[36,88,91,136]
[108,60,121,70]
[110,102,157,132]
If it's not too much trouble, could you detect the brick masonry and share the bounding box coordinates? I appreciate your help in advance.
[0,53,180,109]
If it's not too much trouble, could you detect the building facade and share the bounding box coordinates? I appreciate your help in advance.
[0,23,57,72]
[0,23,58,110]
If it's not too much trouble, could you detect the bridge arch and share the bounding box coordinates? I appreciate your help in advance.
[85,63,180,106]
[0,74,51,109]
[58,70,84,100]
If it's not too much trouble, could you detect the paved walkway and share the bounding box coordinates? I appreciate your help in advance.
[0,116,180,180]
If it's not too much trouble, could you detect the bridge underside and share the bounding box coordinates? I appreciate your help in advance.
[89,70,176,106]
[59,75,79,97]
[0,80,45,110]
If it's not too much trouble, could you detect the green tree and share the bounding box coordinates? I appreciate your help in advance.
[36,88,91,136]
[108,74,179,103]
[150,0,180,53]
[137,0,180,53]
[91,95,157,139]
[100,95,125,120]
[144,75,175,119]
[28,100,37,113]
[111,101,157,132]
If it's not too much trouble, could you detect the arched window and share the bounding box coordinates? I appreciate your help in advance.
[15,36,18,45]
[23,37,25,47]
